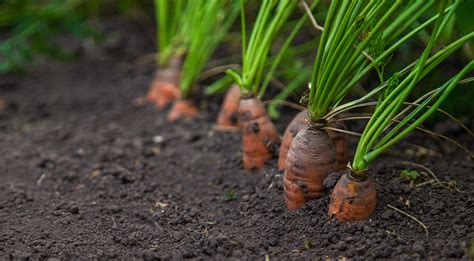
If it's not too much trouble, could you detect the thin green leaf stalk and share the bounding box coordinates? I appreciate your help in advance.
[351,1,473,172]
[179,0,240,97]
[227,0,304,97]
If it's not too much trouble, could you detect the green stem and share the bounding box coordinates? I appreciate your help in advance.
[364,61,474,165]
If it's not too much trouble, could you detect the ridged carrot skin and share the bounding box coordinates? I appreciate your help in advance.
[216,84,241,128]
[146,56,183,109]
[278,111,348,171]
[328,171,376,221]
[277,110,308,170]
[167,99,198,122]
[238,96,279,170]
[283,126,336,209]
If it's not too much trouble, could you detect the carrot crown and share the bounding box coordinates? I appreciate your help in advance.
[351,0,474,172]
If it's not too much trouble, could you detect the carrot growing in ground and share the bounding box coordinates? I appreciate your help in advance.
[226,0,312,170]
[283,1,444,209]
[328,4,474,221]
[147,0,186,109]
[167,0,239,121]
[278,109,348,171]
[205,74,241,127]
[279,1,447,171]
[216,39,315,128]
[216,83,241,128]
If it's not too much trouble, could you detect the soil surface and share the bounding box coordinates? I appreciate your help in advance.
[1,21,473,260]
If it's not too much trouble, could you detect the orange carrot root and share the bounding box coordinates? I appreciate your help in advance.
[216,84,241,128]
[327,121,348,170]
[283,125,336,209]
[0,98,6,112]
[278,111,348,171]
[146,56,183,109]
[149,80,182,109]
[167,99,198,122]
[328,171,376,221]
[238,96,279,170]
[277,110,308,170]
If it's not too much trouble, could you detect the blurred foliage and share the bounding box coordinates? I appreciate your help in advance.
[0,0,94,73]
[361,1,474,121]
[0,0,151,74]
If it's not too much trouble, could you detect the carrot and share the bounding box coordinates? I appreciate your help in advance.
[328,171,376,221]
[326,121,348,170]
[216,84,241,128]
[239,95,279,170]
[146,55,183,109]
[277,110,308,170]
[283,123,336,209]
[278,111,348,171]
[328,12,474,221]
[167,99,198,122]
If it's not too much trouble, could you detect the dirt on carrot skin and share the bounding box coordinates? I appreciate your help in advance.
[328,171,377,222]
[1,21,473,260]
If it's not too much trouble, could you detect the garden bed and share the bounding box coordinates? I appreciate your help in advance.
[0,22,473,260]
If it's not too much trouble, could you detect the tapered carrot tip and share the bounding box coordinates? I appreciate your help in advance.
[327,121,348,170]
[167,99,198,122]
[278,110,308,170]
[328,172,376,222]
[238,96,279,170]
[216,84,241,127]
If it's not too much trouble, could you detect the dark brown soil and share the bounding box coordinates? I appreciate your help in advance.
[1,22,473,260]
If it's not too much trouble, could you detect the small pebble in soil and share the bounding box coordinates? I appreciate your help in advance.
[69,206,79,214]
[152,135,164,144]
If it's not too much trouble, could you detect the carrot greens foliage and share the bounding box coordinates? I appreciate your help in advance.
[307,0,456,122]
[154,0,239,97]
[227,0,308,97]
[351,0,474,172]
[154,0,186,66]
[179,1,239,97]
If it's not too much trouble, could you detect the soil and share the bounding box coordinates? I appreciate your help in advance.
[1,21,473,260]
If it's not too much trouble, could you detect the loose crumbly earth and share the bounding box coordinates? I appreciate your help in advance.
[0,22,473,260]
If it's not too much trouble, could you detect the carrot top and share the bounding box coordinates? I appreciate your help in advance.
[154,0,187,66]
[306,1,455,122]
[226,0,309,97]
[178,0,239,97]
[351,1,473,172]
[154,0,239,98]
